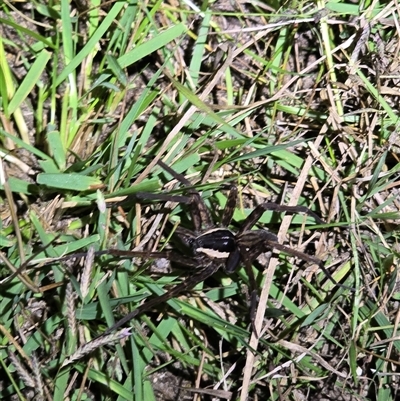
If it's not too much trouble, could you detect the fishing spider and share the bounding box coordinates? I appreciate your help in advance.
[96,160,348,338]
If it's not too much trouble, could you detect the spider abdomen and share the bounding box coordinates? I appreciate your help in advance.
[192,228,237,259]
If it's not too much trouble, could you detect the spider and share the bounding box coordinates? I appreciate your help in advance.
[92,160,351,338]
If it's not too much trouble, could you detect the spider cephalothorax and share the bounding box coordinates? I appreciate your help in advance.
[89,159,351,339]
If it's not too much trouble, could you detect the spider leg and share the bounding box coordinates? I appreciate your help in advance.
[238,230,354,290]
[156,159,193,187]
[242,257,261,334]
[263,239,354,290]
[156,159,213,230]
[100,260,222,336]
[100,249,200,268]
[237,231,276,332]
[238,202,325,234]
[50,249,200,269]
[221,186,238,227]
[116,192,192,205]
